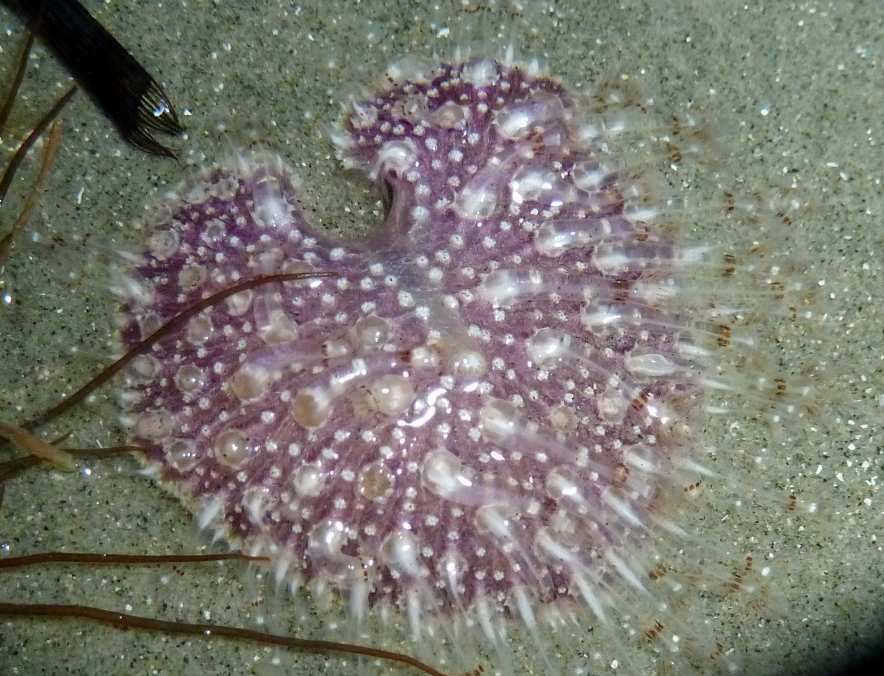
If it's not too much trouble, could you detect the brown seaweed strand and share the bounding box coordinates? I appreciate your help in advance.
[0,116,64,264]
[0,31,34,133]
[24,271,336,430]
[0,551,267,569]
[0,602,448,676]
[0,419,74,469]
[0,85,77,208]
[0,445,144,486]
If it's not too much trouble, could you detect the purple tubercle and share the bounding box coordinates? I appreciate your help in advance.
[120,56,703,643]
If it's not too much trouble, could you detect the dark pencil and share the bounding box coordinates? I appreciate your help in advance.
[2,0,184,158]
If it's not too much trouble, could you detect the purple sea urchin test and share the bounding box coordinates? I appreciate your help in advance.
[120,56,808,673]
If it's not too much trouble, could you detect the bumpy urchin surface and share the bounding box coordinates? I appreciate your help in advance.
[120,56,761,673]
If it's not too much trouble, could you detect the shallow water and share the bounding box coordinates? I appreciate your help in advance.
[0,1,881,674]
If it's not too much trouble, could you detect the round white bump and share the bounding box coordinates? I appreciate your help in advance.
[411,206,430,225]
[350,100,378,128]
[473,504,515,539]
[213,428,250,468]
[624,353,678,378]
[135,412,174,440]
[229,364,271,402]
[352,315,389,351]
[410,346,440,369]
[293,463,325,498]
[178,264,207,291]
[421,448,474,500]
[526,328,571,367]
[479,398,519,443]
[128,355,159,381]
[357,463,395,502]
[510,168,556,204]
[590,242,630,275]
[291,387,331,429]
[202,219,226,243]
[175,364,205,393]
[431,101,467,129]
[545,466,580,500]
[148,229,179,260]
[597,385,628,423]
[493,94,564,140]
[454,183,498,220]
[494,107,534,139]
[381,530,423,578]
[437,550,468,591]
[479,270,521,307]
[448,349,487,379]
[322,338,352,359]
[535,220,587,257]
[226,290,253,316]
[368,375,414,416]
[548,405,577,432]
[571,160,607,190]
[259,309,298,344]
[307,519,350,564]
[186,315,213,344]
[166,439,199,472]
[281,259,319,287]
[376,139,418,177]
[462,59,498,87]
[242,486,271,525]
[385,58,432,84]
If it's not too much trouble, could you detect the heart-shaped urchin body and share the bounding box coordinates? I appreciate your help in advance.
[120,56,710,670]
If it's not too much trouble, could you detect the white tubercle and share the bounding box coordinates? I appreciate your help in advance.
[368,374,415,416]
[448,348,488,379]
[381,529,423,578]
[526,328,572,367]
[624,352,679,378]
[479,398,519,443]
[421,448,474,500]
[375,138,419,179]
[291,387,332,428]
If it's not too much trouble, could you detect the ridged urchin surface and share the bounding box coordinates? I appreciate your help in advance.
[120,56,715,665]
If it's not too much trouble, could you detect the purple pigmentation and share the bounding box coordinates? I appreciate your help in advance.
[120,56,773,672]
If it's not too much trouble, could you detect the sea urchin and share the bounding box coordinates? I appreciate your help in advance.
[117,52,812,674]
